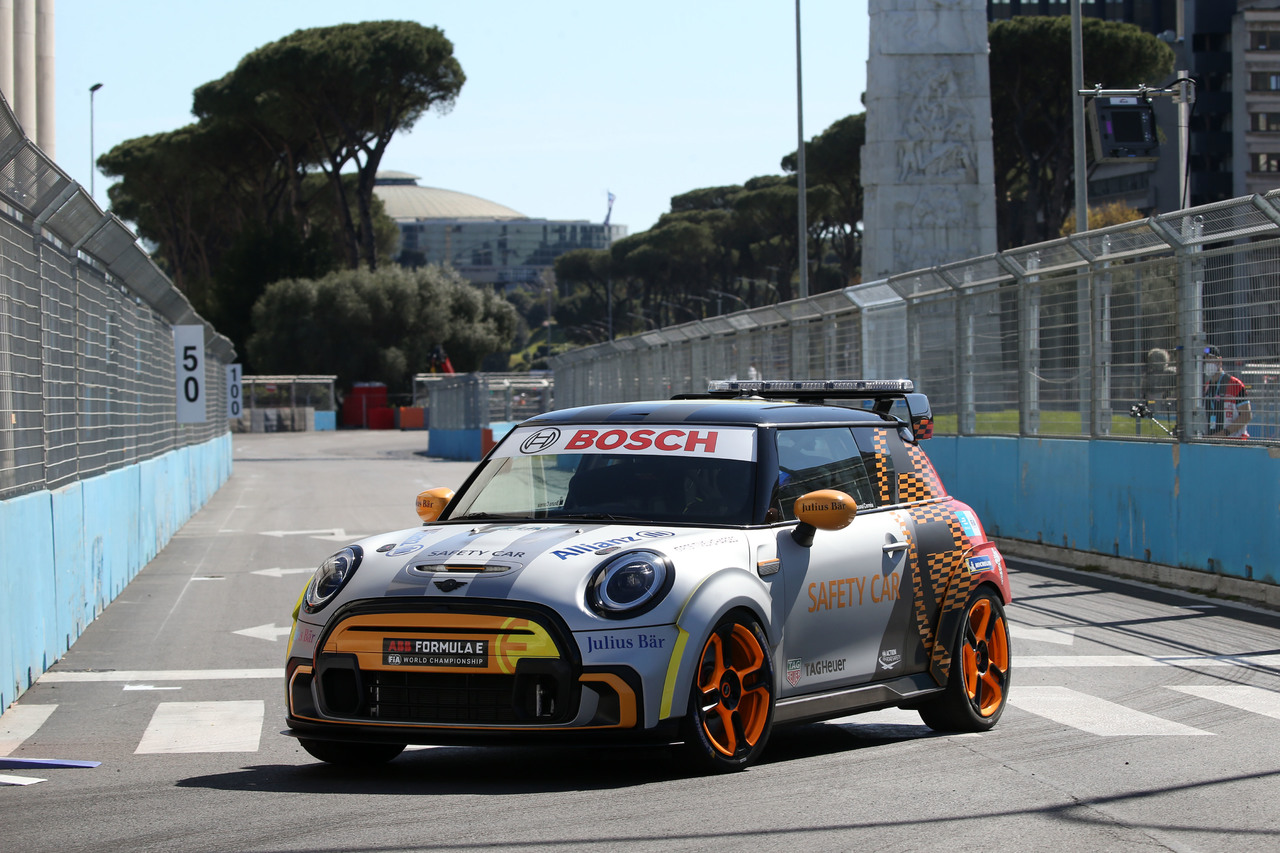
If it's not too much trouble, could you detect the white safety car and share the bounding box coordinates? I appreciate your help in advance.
[284,380,1012,772]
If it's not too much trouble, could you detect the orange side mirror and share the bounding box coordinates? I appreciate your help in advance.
[415,487,455,523]
[792,489,857,547]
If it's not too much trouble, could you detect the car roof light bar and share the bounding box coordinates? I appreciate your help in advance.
[706,378,912,393]
[681,378,916,404]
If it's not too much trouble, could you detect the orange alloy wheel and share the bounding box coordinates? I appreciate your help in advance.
[695,622,772,757]
[962,597,1010,717]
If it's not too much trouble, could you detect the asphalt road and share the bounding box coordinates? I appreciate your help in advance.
[3,431,1280,852]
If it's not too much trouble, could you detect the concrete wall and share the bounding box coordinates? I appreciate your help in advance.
[1,433,232,712]
[928,436,1280,586]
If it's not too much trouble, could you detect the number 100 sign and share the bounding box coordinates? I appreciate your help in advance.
[174,325,206,423]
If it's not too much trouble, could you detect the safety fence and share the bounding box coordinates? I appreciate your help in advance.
[0,93,235,502]
[232,375,336,432]
[551,194,1280,445]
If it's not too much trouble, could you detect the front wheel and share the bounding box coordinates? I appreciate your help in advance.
[683,614,775,772]
[298,738,406,766]
[918,588,1011,732]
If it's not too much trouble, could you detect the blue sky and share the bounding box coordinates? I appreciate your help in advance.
[53,0,868,235]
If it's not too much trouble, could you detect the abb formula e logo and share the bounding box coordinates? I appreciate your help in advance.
[501,425,756,461]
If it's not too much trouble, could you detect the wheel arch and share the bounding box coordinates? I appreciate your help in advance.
[658,568,776,721]
[931,579,1008,688]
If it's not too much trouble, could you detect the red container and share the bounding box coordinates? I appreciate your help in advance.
[341,382,388,428]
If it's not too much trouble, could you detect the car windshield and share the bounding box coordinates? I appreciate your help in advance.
[446,424,759,525]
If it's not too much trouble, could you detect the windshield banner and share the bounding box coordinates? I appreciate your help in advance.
[497,425,757,461]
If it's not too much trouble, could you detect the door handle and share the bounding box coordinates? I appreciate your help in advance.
[882,541,910,554]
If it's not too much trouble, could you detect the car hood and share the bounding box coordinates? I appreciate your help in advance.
[324,520,751,629]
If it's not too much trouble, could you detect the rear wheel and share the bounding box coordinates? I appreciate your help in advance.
[298,738,406,766]
[918,589,1011,732]
[683,614,775,772]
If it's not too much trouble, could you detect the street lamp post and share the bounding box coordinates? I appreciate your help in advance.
[89,83,103,201]
[709,289,749,314]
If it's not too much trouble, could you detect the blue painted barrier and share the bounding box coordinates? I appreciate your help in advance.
[930,437,1280,586]
[0,433,232,713]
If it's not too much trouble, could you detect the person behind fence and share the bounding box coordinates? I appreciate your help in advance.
[1142,347,1177,418]
[1203,346,1251,439]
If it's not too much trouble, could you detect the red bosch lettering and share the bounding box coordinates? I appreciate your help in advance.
[685,430,718,453]
[566,429,598,450]
[625,429,655,450]
[655,430,684,451]
[596,429,627,450]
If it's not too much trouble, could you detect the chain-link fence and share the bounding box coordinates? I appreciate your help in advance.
[552,195,1280,445]
[426,372,556,430]
[0,93,234,501]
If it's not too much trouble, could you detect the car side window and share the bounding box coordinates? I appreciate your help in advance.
[772,428,877,521]
[852,426,898,507]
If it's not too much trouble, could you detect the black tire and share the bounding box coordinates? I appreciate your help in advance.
[918,588,1011,732]
[298,738,406,766]
[683,614,775,772]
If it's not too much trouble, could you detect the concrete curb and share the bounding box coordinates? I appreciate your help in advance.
[996,537,1280,611]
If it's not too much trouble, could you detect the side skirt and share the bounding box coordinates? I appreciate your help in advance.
[773,673,941,727]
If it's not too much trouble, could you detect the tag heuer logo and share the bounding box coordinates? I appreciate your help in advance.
[786,658,802,687]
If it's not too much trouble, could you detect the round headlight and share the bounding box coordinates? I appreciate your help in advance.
[304,545,363,613]
[588,550,672,618]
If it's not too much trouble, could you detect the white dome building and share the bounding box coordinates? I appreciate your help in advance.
[374,172,625,287]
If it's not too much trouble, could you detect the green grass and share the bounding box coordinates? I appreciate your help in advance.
[932,409,1176,438]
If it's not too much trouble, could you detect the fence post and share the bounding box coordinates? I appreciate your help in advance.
[1077,261,1094,438]
[1010,252,1041,436]
[954,277,976,436]
[1175,215,1206,439]
[1092,235,1115,436]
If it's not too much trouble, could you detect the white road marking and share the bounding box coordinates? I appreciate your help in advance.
[1168,685,1280,721]
[1010,686,1212,736]
[251,567,315,578]
[123,685,182,691]
[233,623,293,642]
[135,701,264,754]
[0,774,44,786]
[40,669,280,683]
[1019,653,1280,668]
[0,705,57,756]
[1010,625,1076,646]
[259,528,357,541]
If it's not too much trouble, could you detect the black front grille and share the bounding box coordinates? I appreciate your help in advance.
[367,671,519,724]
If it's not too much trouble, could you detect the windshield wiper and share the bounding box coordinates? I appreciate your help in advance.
[559,512,646,522]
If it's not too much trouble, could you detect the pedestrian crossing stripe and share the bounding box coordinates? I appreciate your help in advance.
[5,683,1280,757]
[135,701,264,754]
[1019,653,1280,668]
[1010,686,1213,736]
[1168,685,1280,721]
[1009,625,1076,645]
[0,705,57,757]
[39,669,280,683]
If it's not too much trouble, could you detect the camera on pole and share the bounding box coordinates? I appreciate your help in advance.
[1087,95,1160,163]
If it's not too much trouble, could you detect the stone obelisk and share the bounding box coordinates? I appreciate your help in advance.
[861,0,997,279]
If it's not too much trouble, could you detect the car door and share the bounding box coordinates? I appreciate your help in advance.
[773,427,914,697]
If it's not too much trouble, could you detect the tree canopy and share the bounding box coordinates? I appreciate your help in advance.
[194,21,464,270]
[548,112,864,343]
[247,265,518,392]
[989,17,1174,247]
[99,20,463,369]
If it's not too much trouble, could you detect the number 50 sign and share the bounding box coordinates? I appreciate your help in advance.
[174,325,206,423]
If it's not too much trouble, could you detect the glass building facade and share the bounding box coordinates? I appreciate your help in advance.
[396,219,626,287]
[375,172,626,288]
